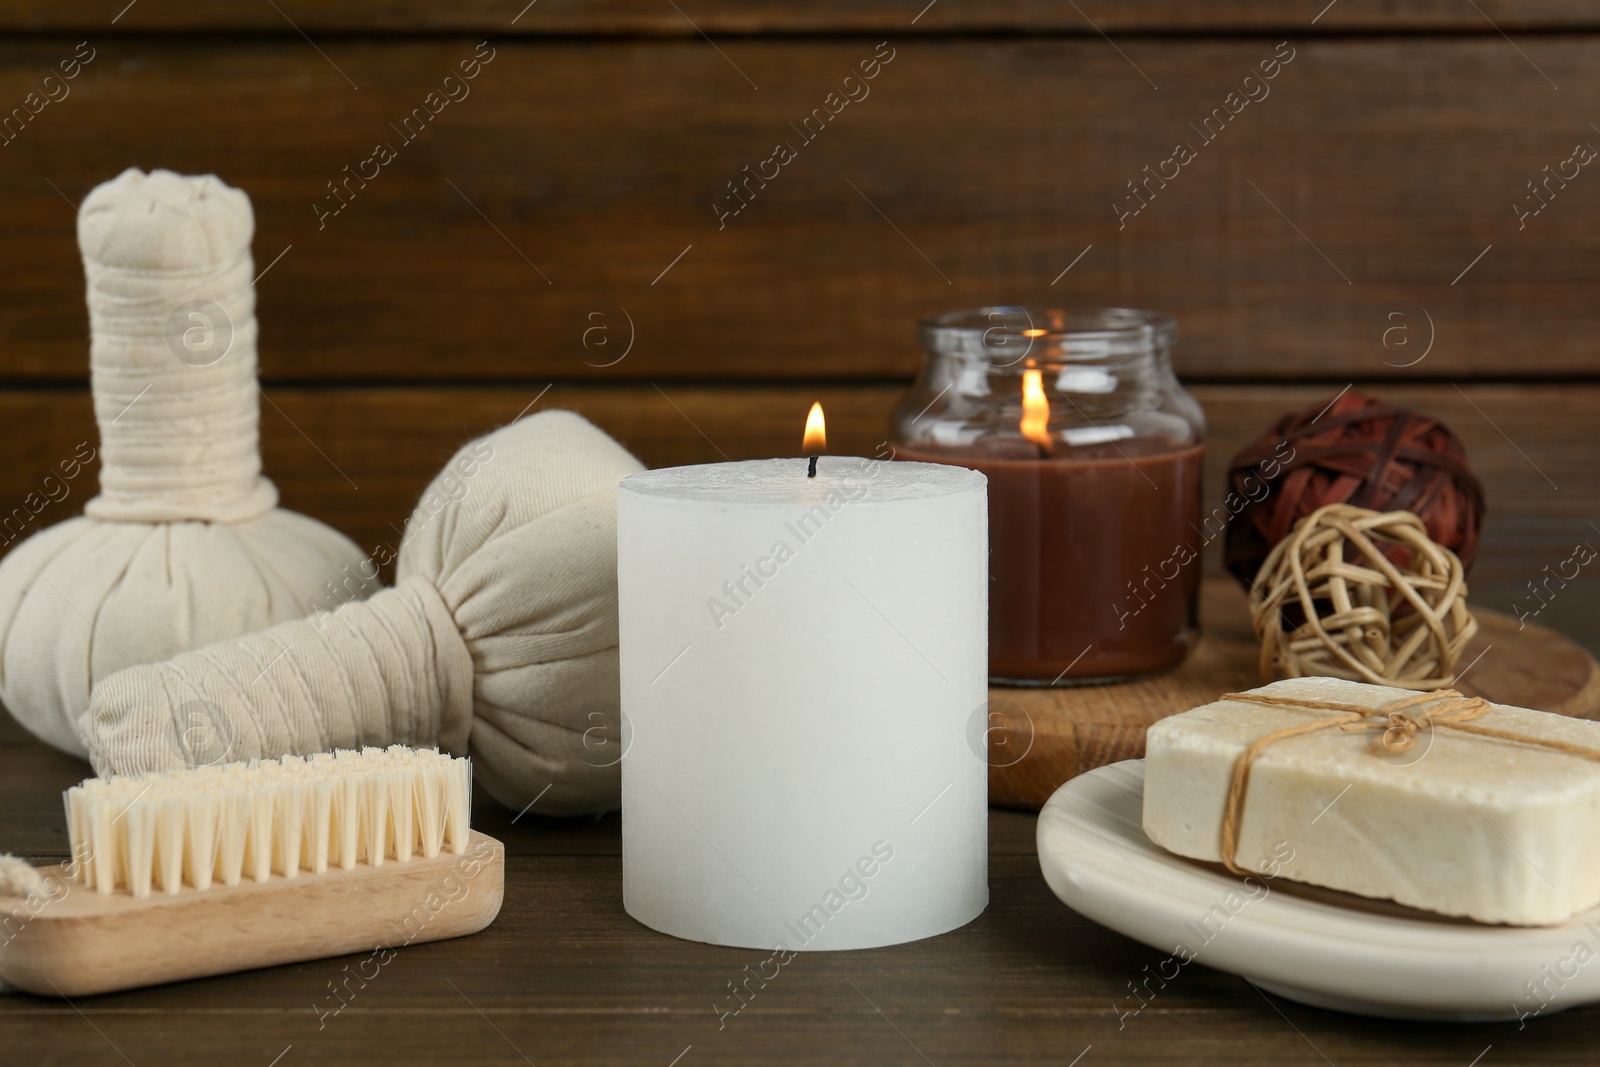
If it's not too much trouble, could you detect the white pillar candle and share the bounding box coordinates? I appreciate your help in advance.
[618,456,988,950]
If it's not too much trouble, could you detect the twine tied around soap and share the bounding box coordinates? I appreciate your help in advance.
[1215,689,1600,876]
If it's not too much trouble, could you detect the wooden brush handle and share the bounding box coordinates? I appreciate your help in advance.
[0,830,504,997]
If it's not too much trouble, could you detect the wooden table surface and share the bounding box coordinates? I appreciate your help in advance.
[6,638,1600,1067]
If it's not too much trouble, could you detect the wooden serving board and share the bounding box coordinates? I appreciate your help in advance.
[987,578,1600,811]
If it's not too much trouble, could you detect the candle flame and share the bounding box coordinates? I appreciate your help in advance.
[1020,370,1052,451]
[803,401,827,454]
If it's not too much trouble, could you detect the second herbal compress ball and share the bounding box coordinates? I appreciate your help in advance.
[0,169,375,757]
[83,411,646,816]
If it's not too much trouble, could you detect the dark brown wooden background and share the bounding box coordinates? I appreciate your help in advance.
[4,6,1600,1065]
[0,0,1596,657]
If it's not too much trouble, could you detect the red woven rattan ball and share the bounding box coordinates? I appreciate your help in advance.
[1224,391,1485,590]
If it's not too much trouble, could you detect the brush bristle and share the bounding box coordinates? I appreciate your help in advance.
[64,747,473,898]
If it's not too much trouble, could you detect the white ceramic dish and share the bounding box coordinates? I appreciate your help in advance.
[1037,760,1600,1022]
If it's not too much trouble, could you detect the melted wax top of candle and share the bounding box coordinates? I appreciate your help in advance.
[619,457,986,506]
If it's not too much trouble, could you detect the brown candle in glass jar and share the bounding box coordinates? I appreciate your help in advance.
[891,307,1205,685]
[895,440,1203,682]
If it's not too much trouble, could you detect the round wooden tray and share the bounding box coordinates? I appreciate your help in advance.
[987,578,1600,811]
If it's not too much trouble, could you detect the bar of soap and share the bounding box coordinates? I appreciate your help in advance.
[1143,677,1600,926]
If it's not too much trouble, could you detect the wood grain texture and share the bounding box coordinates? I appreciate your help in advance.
[4,712,1600,1064]
[2,0,1596,34]
[0,381,1590,644]
[0,38,1596,381]
[985,579,1600,810]
[0,831,505,998]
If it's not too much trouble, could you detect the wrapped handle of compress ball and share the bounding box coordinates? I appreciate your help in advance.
[79,169,277,523]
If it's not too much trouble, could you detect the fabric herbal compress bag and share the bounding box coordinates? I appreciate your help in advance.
[84,410,646,816]
[0,169,376,757]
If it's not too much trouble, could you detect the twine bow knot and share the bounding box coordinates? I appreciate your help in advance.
[1213,688,1600,876]
[1350,709,1429,753]
[1334,689,1488,753]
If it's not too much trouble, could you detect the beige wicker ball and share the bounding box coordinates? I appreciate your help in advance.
[1248,503,1479,690]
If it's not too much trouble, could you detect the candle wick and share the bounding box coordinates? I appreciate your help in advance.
[807,455,819,478]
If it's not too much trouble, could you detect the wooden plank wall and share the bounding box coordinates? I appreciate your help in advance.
[0,1,1596,648]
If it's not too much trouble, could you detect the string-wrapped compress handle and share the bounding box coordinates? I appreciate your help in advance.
[79,169,277,522]
[87,576,474,772]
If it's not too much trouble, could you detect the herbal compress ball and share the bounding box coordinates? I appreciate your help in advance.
[0,169,375,757]
[84,411,646,817]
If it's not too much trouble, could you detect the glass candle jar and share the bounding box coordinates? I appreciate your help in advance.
[891,307,1205,685]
